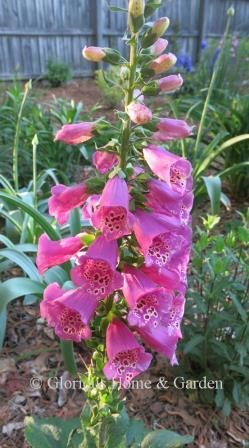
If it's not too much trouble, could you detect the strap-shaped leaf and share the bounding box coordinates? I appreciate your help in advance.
[0,248,40,281]
[202,175,221,215]
[0,192,60,240]
[0,278,44,312]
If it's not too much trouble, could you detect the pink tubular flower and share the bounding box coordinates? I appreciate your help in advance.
[82,46,105,62]
[122,266,173,329]
[103,319,152,387]
[149,53,177,75]
[54,122,94,145]
[150,38,168,56]
[91,176,135,241]
[141,265,180,292]
[70,235,123,299]
[154,117,194,141]
[133,210,191,269]
[48,183,89,225]
[138,296,185,365]
[92,151,119,174]
[158,74,183,93]
[138,294,185,365]
[127,102,152,125]
[40,283,98,342]
[143,145,192,195]
[147,178,193,224]
[36,234,83,275]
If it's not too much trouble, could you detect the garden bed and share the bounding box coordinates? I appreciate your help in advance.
[0,298,248,448]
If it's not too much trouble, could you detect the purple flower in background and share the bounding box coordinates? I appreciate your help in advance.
[201,39,208,50]
[177,54,193,73]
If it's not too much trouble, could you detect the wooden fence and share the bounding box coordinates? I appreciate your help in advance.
[0,0,248,79]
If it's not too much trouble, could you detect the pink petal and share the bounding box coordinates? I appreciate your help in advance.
[93,151,119,174]
[48,183,88,225]
[36,234,83,275]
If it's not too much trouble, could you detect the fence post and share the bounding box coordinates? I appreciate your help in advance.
[95,0,104,68]
[196,0,207,63]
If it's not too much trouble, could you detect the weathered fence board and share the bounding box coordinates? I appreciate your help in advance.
[0,0,248,79]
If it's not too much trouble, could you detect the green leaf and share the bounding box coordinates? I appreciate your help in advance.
[0,174,16,194]
[44,266,69,286]
[70,208,81,236]
[0,192,60,240]
[183,334,204,354]
[0,278,44,313]
[222,398,231,417]
[196,134,249,177]
[0,278,44,348]
[23,294,39,305]
[24,416,80,448]
[0,234,16,249]
[0,248,40,281]
[106,408,130,448]
[232,382,241,405]
[126,418,150,446]
[229,292,247,322]
[219,161,249,178]
[0,306,7,348]
[202,176,221,215]
[141,429,194,448]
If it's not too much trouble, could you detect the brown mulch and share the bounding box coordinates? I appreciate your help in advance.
[0,299,248,448]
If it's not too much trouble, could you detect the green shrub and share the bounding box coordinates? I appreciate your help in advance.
[47,59,71,87]
[95,66,123,106]
[177,212,249,414]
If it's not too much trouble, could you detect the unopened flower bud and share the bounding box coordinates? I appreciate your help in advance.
[144,53,177,76]
[150,38,168,56]
[158,74,183,93]
[103,48,122,65]
[141,17,170,48]
[82,46,121,65]
[127,102,152,124]
[227,6,235,16]
[144,0,163,18]
[82,46,105,62]
[128,0,145,33]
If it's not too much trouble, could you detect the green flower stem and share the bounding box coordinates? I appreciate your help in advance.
[193,12,233,157]
[60,340,77,377]
[120,36,138,171]
[32,134,38,210]
[13,80,32,191]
